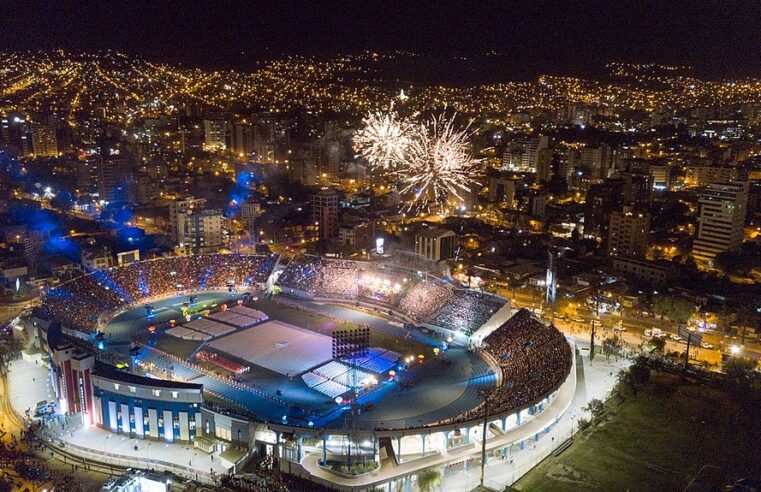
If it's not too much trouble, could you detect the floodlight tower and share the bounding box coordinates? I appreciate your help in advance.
[545,249,557,307]
[332,327,370,465]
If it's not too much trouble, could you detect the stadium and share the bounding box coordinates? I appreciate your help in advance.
[26,253,575,490]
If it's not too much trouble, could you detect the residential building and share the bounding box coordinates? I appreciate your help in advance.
[168,197,207,243]
[692,181,749,265]
[31,124,58,157]
[177,208,224,254]
[311,187,339,241]
[605,206,650,257]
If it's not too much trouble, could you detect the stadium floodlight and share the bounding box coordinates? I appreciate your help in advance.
[332,327,370,360]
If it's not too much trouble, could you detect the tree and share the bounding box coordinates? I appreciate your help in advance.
[652,296,694,325]
[0,335,23,375]
[583,398,605,421]
[735,304,761,339]
[602,336,621,360]
[416,468,441,492]
[629,355,651,386]
[601,315,622,330]
[649,337,666,353]
[723,356,757,382]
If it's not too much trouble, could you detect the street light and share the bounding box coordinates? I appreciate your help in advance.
[730,345,742,355]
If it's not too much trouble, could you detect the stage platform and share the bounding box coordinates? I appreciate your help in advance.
[207,320,333,377]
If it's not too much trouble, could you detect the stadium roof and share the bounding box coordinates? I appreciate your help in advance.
[93,363,203,390]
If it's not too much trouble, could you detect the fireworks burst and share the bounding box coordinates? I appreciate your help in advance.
[400,114,481,211]
[353,109,415,171]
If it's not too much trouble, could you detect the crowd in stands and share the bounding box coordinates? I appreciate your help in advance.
[463,309,572,420]
[399,280,504,334]
[276,255,358,299]
[34,254,277,332]
[277,256,506,335]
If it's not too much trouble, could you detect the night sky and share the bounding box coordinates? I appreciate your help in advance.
[2,1,760,79]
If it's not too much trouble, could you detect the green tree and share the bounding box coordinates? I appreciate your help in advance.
[416,468,442,492]
[629,355,651,385]
[723,356,757,382]
[601,315,622,330]
[649,336,666,353]
[577,417,591,431]
[602,336,621,360]
[583,398,606,421]
[0,335,23,375]
[735,304,761,339]
[652,296,694,325]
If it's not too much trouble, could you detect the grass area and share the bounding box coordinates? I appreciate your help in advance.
[514,372,761,491]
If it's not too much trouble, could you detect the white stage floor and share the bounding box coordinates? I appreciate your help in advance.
[207,320,333,376]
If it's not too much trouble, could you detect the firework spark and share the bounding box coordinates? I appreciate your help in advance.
[353,109,415,171]
[400,114,481,211]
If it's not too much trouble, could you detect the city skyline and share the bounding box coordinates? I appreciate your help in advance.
[1,3,760,492]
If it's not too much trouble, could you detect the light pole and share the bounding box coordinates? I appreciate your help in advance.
[478,388,492,489]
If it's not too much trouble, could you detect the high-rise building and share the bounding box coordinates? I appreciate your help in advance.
[684,165,742,187]
[692,181,749,265]
[584,180,624,240]
[311,187,339,241]
[536,148,554,183]
[232,121,255,156]
[488,174,517,204]
[527,192,547,218]
[96,155,135,203]
[203,114,229,151]
[1,112,30,154]
[613,170,653,209]
[584,174,652,241]
[177,208,224,254]
[290,158,318,186]
[168,196,207,243]
[521,135,548,172]
[579,145,611,179]
[135,171,158,205]
[31,124,58,157]
[605,206,650,257]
